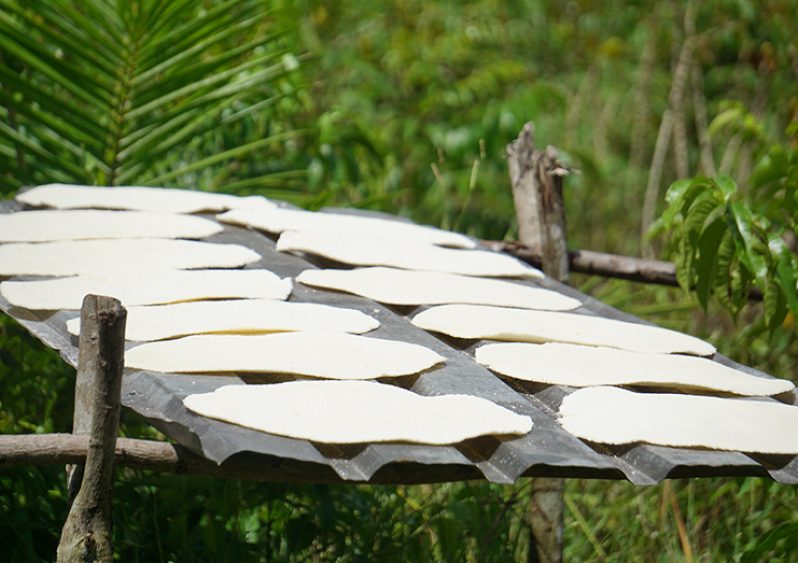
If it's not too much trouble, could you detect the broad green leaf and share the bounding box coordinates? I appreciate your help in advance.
[664,178,692,205]
[749,146,788,190]
[683,192,720,242]
[771,237,798,317]
[713,232,737,313]
[763,276,788,330]
[708,106,745,137]
[729,201,769,280]
[713,175,737,200]
[694,217,727,309]
[677,179,714,215]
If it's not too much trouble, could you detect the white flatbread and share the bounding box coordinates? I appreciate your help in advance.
[412,304,716,356]
[0,209,222,242]
[219,204,476,248]
[476,342,793,396]
[0,239,260,277]
[0,269,291,310]
[184,380,533,444]
[67,299,379,341]
[16,183,269,213]
[559,386,798,454]
[277,231,543,279]
[125,332,445,379]
[298,267,579,310]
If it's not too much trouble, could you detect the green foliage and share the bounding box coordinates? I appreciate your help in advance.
[2,0,798,561]
[657,150,798,329]
[0,316,76,561]
[0,0,303,195]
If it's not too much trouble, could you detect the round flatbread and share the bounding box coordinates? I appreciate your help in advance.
[184,380,533,444]
[219,204,476,248]
[0,238,260,277]
[16,183,269,213]
[125,332,445,379]
[0,269,291,310]
[559,386,798,454]
[0,209,222,242]
[277,231,543,279]
[298,267,579,310]
[412,304,716,356]
[476,342,793,396]
[67,299,379,341]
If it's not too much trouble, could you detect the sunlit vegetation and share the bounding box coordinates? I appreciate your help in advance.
[1,0,797,560]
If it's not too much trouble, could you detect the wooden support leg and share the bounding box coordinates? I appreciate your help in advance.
[526,478,564,563]
[57,295,126,563]
[508,122,570,563]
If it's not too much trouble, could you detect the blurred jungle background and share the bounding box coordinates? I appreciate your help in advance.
[1,0,798,560]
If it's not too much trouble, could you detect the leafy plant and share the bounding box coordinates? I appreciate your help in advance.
[0,0,301,195]
[656,169,798,330]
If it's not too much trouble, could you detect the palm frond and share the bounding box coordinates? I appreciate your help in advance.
[0,0,302,194]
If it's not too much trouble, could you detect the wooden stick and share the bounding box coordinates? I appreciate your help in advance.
[491,241,677,285]
[508,123,566,563]
[489,241,764,301]
[57,295,126,563]
[0,434,306,481]
[0,433,478,485]
[507,122,570,281]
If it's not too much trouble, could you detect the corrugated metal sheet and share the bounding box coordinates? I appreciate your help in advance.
[1,199,796,485]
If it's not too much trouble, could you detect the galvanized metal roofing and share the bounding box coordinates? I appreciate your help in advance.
[1,193,796,485]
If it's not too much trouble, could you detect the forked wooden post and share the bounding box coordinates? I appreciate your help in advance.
[57,295,126,563]
[508,122,570,283]
[507,122,568,563]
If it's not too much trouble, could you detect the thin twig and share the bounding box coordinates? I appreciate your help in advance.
[641,108,674,255]
[641,1,696,255]
[691,63,716,176]
[629,29,657,172]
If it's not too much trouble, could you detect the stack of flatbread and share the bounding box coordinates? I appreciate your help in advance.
[1,183,533,446]
[409,295,796,454]
[6,183,795,455]
[213,191,795,455]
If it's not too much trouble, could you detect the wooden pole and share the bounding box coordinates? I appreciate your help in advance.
[508,122,570,282]
[0,434,327,482]
[508,122,566,563]
[489,241,764,301]
[57,295,126,563]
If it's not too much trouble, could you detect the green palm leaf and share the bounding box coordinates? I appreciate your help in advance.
[0,0,302,194]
